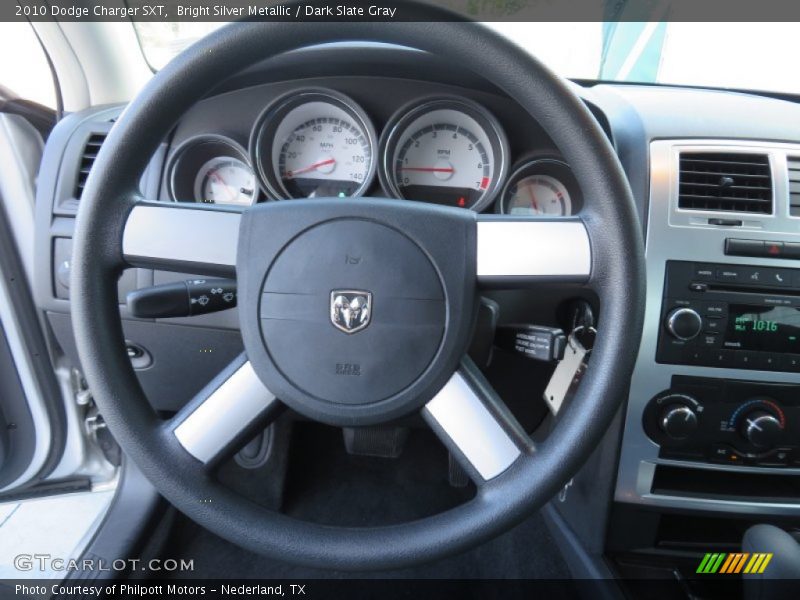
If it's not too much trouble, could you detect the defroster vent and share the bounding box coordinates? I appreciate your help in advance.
[678,152,772,214]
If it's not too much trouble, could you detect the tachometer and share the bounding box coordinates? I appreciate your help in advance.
[498,159,580,217]
[250,89,377,199]
[379,97,508,211]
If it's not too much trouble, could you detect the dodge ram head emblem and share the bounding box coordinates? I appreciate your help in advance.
[330,291,372,334]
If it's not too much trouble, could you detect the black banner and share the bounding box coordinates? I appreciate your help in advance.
[4,578,797,600]
[6,0,800,22]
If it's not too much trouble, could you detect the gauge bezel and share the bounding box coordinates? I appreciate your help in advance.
[378,96,509,212]
[167,134,258,205]
[496,157,582,216]
[249,88,378,200]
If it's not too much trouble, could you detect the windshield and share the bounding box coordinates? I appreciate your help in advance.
[133,21,800,95]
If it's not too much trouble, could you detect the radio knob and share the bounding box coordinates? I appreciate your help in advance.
[741,410,783,449]
[660,403,699,440]
[665,308,703,341]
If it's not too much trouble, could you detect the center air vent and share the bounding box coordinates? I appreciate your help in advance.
[788,157,800,217]
[678,152,772,214]
[74,133,107,199]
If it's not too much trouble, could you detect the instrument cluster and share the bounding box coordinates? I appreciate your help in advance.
[166,87,581,216]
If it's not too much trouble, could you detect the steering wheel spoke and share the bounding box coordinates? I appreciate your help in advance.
[475,217,592,287]
[122,200,241,277]
[422,360,530,485]
[168,354,283,468]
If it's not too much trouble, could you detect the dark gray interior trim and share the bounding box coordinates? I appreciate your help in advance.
[65,458,165,582]
[542,503,622,590]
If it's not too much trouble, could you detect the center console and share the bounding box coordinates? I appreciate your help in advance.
[615,140,800,517]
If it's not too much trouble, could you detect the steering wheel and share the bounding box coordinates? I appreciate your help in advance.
[71,17,644,570]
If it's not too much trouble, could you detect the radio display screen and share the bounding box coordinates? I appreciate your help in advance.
[725,304,800,353]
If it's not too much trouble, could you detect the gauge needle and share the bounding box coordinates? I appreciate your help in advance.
[400,167,455,173]
[210,171,236,202]
[527,187,539,211]
[286,158,336,178]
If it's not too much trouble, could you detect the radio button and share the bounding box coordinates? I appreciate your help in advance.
[740,266,767,284]
[779,354,800,372]
[666,308,703,341]
[769,268,793,287]
[703,302,727,317]
[716,267,742,283]
[734,351,759,369]
[757,353,781,371]
[705,316,724,333]
[683,347,705,365]
[702,349,734,367]
[693,265,716,280]
[698,334,721,348]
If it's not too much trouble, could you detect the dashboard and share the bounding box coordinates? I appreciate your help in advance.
[160,64,587,217]
[31,42,800,584]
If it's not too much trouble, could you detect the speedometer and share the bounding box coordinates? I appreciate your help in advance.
[250,89,377,199]
[379,97,508,211]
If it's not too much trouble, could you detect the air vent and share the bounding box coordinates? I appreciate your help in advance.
[678,152,772,214]
[74,133,107,199]
[788,157,800,217]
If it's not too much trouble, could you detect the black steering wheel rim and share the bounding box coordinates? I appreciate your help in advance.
[71,17,645,570]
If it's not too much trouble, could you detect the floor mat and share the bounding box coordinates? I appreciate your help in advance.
[141,423,572,582]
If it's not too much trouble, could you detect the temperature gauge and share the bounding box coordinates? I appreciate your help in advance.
[499,159,579,217]
[168,135,259,206]
[194,156,257,206]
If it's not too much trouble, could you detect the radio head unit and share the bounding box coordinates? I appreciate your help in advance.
[657,261,800,371]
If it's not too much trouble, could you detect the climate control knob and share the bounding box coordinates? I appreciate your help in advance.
[665,307,703,341]
[660,403,699,440]
[741,410,783,449]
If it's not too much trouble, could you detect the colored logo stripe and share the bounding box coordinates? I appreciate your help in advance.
[744,553,774,574]
[697,552,773,574]
[697,553,726,573]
